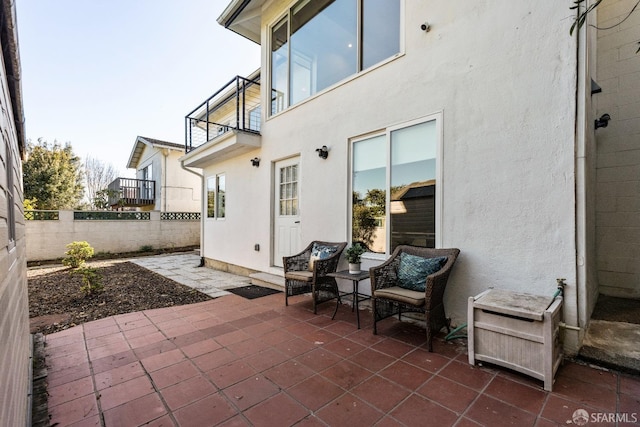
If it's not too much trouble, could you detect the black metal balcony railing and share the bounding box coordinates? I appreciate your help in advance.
[185,75,261,153]
[107,178,156,207]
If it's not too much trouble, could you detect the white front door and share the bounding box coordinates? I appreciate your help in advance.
[273,157,301,267]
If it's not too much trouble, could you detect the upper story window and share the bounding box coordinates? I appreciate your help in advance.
[142,163,152,181]
[270,0,401,115]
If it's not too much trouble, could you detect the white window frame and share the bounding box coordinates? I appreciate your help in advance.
[267,0,405,117]
[349,112,443,257]
[206,173,226,220]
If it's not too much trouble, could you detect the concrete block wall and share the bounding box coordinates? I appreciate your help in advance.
[26,211,200,261]
[595,0,640,298]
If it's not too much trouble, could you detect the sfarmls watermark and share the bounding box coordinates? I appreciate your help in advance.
[571,408,638,425]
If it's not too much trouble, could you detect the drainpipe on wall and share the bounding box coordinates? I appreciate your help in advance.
[180,161,205,267]
[570,3,588,352]
[162,149,169,212]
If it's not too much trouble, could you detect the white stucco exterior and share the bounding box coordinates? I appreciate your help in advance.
[128,136,201,212]
[187,1,604,354]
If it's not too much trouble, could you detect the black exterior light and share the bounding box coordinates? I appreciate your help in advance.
[316,145,329,159]
[250,157,260,167]
[595,114,611,129]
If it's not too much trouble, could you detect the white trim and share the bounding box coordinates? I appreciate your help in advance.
[266,0,405,120]
[348,112,443,255]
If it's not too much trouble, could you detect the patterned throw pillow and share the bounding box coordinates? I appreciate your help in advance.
[308,244,338,271]
[397,253,448,292]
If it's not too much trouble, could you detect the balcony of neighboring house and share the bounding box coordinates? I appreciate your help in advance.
[107,178,156,208]
[183,73,262,168]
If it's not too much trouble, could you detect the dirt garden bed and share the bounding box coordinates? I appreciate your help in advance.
[28,259,211,335]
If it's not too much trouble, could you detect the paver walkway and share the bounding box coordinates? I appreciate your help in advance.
[44,256,640,426]
[131,253,252,298]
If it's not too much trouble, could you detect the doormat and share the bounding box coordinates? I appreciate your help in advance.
[228,285,282,300]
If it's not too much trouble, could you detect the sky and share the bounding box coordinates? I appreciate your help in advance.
[16,0,260,177]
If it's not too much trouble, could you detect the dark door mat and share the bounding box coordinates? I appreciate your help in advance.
[228,285,282,299]
[591,294,640,325]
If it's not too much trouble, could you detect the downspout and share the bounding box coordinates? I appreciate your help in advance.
[180,161,205,267]
[162,149,169,212]
[570,4,588,349]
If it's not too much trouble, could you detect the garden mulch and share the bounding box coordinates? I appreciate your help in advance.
[28,260,212,335]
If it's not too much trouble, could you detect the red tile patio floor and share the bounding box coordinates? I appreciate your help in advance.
[44,293,640,426]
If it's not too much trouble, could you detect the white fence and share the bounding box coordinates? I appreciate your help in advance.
[25,210,200,261]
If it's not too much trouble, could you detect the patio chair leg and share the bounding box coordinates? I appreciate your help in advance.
[372,299,378,335]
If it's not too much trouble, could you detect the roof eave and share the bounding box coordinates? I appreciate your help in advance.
[217,0,262,44]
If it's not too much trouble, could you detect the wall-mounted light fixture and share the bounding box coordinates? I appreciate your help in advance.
[316,145,329,159]
[250,157,260,167]
[595,113,611,129]
[421,22,431,32]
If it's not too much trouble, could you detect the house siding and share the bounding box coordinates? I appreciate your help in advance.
[595,0,640,298]
[0,1,28,425]
[202,1,587,352]
[136,145,201,212]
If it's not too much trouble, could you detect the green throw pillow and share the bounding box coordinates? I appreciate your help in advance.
[397,253,448,292]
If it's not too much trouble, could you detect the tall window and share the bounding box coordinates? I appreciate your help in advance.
[270,0,401,115]
[5,138,15,247]
[207,174,226,219]
[216,174,226,218]
[351,118,439,254]
[141,163,153,200]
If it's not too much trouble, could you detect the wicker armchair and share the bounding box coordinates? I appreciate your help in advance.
[370,245,460,351]
[284,241,347,314]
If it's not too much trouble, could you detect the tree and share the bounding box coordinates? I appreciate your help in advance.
[84,156,118,209]
[23,138,84,209]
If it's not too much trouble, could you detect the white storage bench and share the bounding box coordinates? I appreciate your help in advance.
[467,288,563,391]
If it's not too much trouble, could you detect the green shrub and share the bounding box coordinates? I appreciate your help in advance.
[72,267,103,295]
[62,241,94,268]
[139,245,153,252]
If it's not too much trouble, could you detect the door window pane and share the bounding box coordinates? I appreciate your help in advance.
[279,164,299,216]
[352,134,386,253]
[390,121,437,250]
[351,119,438,254]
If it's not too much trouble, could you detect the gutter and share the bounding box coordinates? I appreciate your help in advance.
[221,0,253,29]
[180,161,205,266]
[1,0,26,157]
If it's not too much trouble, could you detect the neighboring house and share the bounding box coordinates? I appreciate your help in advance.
[182,0,638,356]
[0,0,29,426]
[108,136,201,212]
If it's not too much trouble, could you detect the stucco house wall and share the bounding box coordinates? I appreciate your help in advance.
[132,138,201,212]
[595,0,640,298]
[194,1,596,354]
[0,0,29,425]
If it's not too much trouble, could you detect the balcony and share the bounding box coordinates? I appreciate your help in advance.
[183,74,261,168]
[107,178,156,208]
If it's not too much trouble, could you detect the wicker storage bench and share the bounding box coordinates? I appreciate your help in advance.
[467,288,563,391]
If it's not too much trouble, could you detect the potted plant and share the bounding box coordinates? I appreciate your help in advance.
[345,243,366,274]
